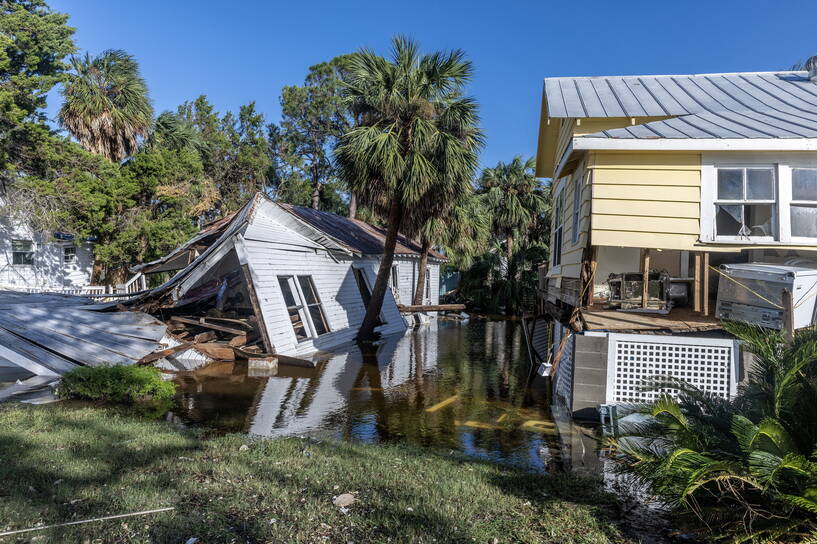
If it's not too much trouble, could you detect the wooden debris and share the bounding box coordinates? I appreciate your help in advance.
[169,316,245,335]
[228,334,248,347]
[138,342,195,364]
[193,331,216,343]
[194,343,236,361]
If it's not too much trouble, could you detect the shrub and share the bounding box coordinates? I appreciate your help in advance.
[610,322,817,543]
[58,365,176,405]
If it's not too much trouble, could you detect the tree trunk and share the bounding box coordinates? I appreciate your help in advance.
[505,233,516,316]
[412,238,431,306]
[357,197,403,342]
[348,191,357,219]
[311,181,322,210]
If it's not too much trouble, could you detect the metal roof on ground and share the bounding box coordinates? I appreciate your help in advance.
[277,203,448,261]
[544,71,817,139]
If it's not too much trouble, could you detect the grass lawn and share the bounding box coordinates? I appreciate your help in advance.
[0,403,635,543]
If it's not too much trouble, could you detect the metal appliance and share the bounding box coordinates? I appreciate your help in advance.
[716,263,817,330]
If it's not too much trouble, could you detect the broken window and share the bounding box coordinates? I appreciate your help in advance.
[791,168,817,238]
[552,188,564,266]
[715,168,775,239]
[278,275,329,341]
[11,240,33,265]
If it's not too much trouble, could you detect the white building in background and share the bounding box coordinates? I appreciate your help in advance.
[0,216,94,291]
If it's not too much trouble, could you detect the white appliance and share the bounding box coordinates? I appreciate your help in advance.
[716,263,817,330]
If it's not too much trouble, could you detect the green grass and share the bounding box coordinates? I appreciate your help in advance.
[0,404,633,543]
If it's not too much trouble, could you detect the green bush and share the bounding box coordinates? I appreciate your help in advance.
[611,321,817,543]
[58,365,176,405]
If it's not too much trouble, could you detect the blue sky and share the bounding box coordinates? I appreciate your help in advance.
[49,0,817,170]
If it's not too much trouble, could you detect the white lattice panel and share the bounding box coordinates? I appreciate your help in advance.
[606,334,737,403]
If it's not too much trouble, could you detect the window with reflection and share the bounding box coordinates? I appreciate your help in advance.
[715,167,775,239]
[278,275,330,341]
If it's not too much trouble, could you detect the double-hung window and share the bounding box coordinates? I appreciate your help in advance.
[790,168,817,239]
[552,186,564,267]
[714,167,776,240]
[63,246,77,264]
[11,240,34,266]
[278,275,330,341]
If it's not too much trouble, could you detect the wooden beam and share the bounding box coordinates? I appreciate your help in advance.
[138,342,195,364]
[397,304,466,313]
[241,263,274,354]
[640,248,650,309]
[702,252,710,317]
[169,316,244,335]
[586,248,598,309]
[693,253,702,313]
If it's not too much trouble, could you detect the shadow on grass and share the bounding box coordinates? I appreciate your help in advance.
[0,404,631,543]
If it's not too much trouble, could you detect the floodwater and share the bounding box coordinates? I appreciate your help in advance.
[169,318,600,472]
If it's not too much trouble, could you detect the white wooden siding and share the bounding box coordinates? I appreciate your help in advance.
[391,258,440,305]
[0,219,93,290]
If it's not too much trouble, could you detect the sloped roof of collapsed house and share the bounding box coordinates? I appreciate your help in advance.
[277,203,447,261]
[133,193,446,277]
[544,71,817,139]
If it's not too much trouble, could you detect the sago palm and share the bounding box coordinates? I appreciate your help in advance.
[59,49,153,162]
[336,36,483,340]
[611,321,817,542]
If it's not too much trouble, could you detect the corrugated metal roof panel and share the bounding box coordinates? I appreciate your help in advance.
[543,71,817,139]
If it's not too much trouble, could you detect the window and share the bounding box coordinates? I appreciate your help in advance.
[552,188,564,267]
[390,264,399,291]
[425,266,431,302]
[571,176,582,244]
[353,268,383,326]
[63,246,77,264]
[791,168,817,238]
[714,167,775,239]
[11,240,33,266]
[278,275,329,341]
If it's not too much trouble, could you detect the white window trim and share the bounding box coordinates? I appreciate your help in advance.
[701,153,817,246]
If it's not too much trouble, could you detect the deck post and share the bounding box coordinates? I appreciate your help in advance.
[702,252,710,317]
[693,253,702,313]
[640,248,650,309]
[783,288,795,343]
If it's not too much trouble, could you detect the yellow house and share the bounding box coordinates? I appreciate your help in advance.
[533,67,817,417]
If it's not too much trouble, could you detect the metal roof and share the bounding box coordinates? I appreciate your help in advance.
[278,204,448,261]
[544,71,817,139]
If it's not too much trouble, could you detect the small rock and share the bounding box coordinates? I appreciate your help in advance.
[406,507,414,512]
[320,523,332,529]
[333,493,355,507]
[239,444,250,452]
[53,479,63,486]
[185,538,200,544]
[333,485,339,490]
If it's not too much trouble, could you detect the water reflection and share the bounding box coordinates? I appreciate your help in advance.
[171,318,588,471]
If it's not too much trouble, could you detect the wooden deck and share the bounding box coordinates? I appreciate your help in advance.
[581,307,722,334]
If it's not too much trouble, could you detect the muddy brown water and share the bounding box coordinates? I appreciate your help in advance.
[169,318,601,472]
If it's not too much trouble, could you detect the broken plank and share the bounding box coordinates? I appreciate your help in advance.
[169,316,244,335]
[138,342,195,364]
[194,343,236,361]
[228,334,247,347]
[193,331,216,343]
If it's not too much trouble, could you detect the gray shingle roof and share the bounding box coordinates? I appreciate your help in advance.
[544,71,817,139]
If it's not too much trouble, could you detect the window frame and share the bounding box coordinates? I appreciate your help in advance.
[277,274,331,342]
[63,246,77,265]
[11,239,34,266]
[712,166,777,242]
[789,167,817,242]
[701,154,817,246]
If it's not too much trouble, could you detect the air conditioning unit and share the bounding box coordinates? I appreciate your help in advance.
[716,263,817,330]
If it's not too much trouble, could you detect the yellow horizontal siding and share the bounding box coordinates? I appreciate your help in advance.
[592,231,700,250]
[592,169,700,186]
[593,215,699,235]
[593,184,700,202]
[593,200,699,218]
[592,152,700,169]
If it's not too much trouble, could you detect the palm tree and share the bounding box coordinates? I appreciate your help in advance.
[479,156,548,279]
[409,190,490,305]
[336,36,483,340]
[148,111,206,154]
[59,49,153,162]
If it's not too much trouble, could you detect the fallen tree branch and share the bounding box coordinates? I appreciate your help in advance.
[0,507,175,537]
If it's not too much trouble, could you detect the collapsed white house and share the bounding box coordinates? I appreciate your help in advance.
[129,192,447,361]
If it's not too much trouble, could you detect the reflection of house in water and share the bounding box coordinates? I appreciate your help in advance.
[249,321,439,437]
[131,193,446,360]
